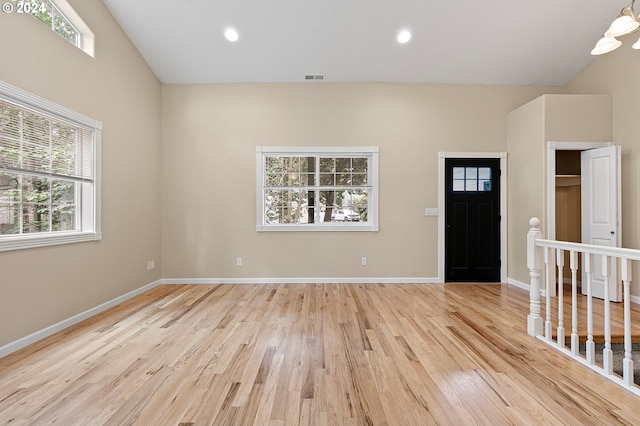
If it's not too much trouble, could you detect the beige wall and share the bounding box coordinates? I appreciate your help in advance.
[506,94,613,286]
[566,42,640,295]
[544,95,613,142]
[0,2,161,347]
[506,96,546,285]
[161,83,554,280]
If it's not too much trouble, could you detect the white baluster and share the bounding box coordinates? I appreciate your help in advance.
[527,218,543,336]
[622,258,634,387]
[556,249,565,348]
[585,253,595,365]
[545,247,552,341]
[602,255,613,375]
[570,250,579,356]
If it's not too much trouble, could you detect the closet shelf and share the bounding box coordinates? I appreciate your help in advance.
[555,175,580,187]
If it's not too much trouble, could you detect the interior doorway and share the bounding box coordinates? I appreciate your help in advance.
[555,150,582,288]
[546,141,622,301]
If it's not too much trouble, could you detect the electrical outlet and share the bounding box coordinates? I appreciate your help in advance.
[236,257,243,266]
[361,257,367,266]
[146,260,155,271]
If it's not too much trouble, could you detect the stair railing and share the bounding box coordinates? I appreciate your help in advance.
[527,217,640,395]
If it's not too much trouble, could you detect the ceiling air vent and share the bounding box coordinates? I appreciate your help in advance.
[304,74,325,81]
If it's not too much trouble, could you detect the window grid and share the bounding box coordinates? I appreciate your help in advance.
[452,166,492,192]
[263,156,370,224]
[257,147,379,231]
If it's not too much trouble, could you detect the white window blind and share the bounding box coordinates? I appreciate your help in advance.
[0,81,101,251]
[0,100,94,181]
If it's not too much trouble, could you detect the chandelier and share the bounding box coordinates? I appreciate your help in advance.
[591,0,640,55]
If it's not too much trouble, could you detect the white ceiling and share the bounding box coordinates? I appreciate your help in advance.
[102,0,628,86]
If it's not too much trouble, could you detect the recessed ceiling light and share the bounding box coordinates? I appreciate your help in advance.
[224,28,239,42]
[397,30,411,44]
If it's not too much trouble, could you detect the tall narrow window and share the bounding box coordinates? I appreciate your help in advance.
[0,81,101,251]
[256,147,379,231]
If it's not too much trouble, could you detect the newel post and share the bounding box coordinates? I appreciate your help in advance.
[527,217,543,336]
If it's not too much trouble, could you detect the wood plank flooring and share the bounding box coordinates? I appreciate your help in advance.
[1,283,639,425]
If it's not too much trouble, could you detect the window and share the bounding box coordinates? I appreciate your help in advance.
[452,166,492,192]
[256,146,379,231]
[0,80,101,252]
[11,0,95,57]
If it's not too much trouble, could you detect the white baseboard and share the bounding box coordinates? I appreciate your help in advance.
[0,280,161,359]
[507,278,529,291]
[160,277,442,285]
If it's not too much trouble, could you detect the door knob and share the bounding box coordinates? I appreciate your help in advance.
[611,231,615,235]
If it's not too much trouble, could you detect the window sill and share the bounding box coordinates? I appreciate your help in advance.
[257,224,379,232]
[0,231,102,252]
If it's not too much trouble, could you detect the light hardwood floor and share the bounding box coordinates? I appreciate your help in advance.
[1,283,639,425]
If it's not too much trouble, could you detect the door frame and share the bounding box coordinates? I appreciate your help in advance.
[438,152,507,283]
[545,141,619,297]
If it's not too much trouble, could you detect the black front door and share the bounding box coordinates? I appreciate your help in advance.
[445,158,501,282]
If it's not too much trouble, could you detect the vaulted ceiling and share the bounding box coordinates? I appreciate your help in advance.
[102,0,629,86]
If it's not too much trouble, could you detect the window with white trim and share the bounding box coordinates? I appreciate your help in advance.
[10,0,95,57]
[0,81,101,252]
[256,146,379,231]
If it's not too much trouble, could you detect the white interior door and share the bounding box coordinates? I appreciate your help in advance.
[581,145,621,301]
